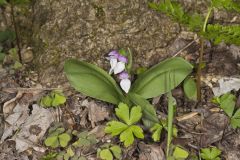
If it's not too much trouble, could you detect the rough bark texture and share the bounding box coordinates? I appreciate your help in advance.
[31,0,180,85]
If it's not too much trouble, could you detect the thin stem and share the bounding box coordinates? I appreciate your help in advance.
[196,38,204,101]
[203,7,213,32]
[127,48,132,73]
[10,3,22,63]
[196,7,213,101]
[167,92,174,158]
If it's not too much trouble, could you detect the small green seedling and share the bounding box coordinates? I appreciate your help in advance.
[56,146,87,160]
[105,103,144,147]
[200,147,221,160]
[150,120,178,142]
[44,127,71,148]
[72,131,97,147]
[97,144,122,160]
[40,91,66,108]
[212,93,240,129]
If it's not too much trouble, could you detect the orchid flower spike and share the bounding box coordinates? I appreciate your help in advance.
[119,72,131,93]
[108,51,128,74]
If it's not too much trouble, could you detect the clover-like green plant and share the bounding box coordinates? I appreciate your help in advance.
[44,127,71,148]
[200,147,221,160]
[212,93,240,129]
[43,124,96,160]
[40,91,66,108]
[105,103,144,147]
[150,120,178,142]
[72,131,97,148]
[97,144,122,160]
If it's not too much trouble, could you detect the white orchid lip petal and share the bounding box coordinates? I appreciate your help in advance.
[120,79,131,93]
[114,62,125,74]
[109,58,118,74]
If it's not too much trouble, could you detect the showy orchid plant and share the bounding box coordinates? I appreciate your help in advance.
[64,48,193,156]
[64,48,193,128]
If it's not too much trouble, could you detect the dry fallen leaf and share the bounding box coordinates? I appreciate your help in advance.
[1,102,29,142]
[198,113,228,147]
[212,77,240,97]
[138,142,165,160]
[14,104,54,152]
[1,89,54,152]
[82,99,110,128]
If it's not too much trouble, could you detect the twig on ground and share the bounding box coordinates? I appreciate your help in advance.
[2,87,67,93]
[172,38,199,57]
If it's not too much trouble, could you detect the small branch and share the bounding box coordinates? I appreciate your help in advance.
[2,87,66,93]
[10,3,22,63]
[196,38,204,101]
[172,39,198,57]
[196,7,213,101]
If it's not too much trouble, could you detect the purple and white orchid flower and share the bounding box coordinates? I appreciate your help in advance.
[108,50,128,74]
[119,71,131,93]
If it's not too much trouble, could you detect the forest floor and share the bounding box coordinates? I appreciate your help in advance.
[1,0,240,160]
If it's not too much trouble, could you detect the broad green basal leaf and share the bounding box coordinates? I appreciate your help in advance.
[130,57,193,98]
[64,59,125,104]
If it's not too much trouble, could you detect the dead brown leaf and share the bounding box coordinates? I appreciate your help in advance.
[138,142,165,160]
[82,99,110,128]
[198,113,229,147]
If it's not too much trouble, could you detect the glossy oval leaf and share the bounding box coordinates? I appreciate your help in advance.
[183,77,197,101]
[131,57,193,98]
[64,59,125,104]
